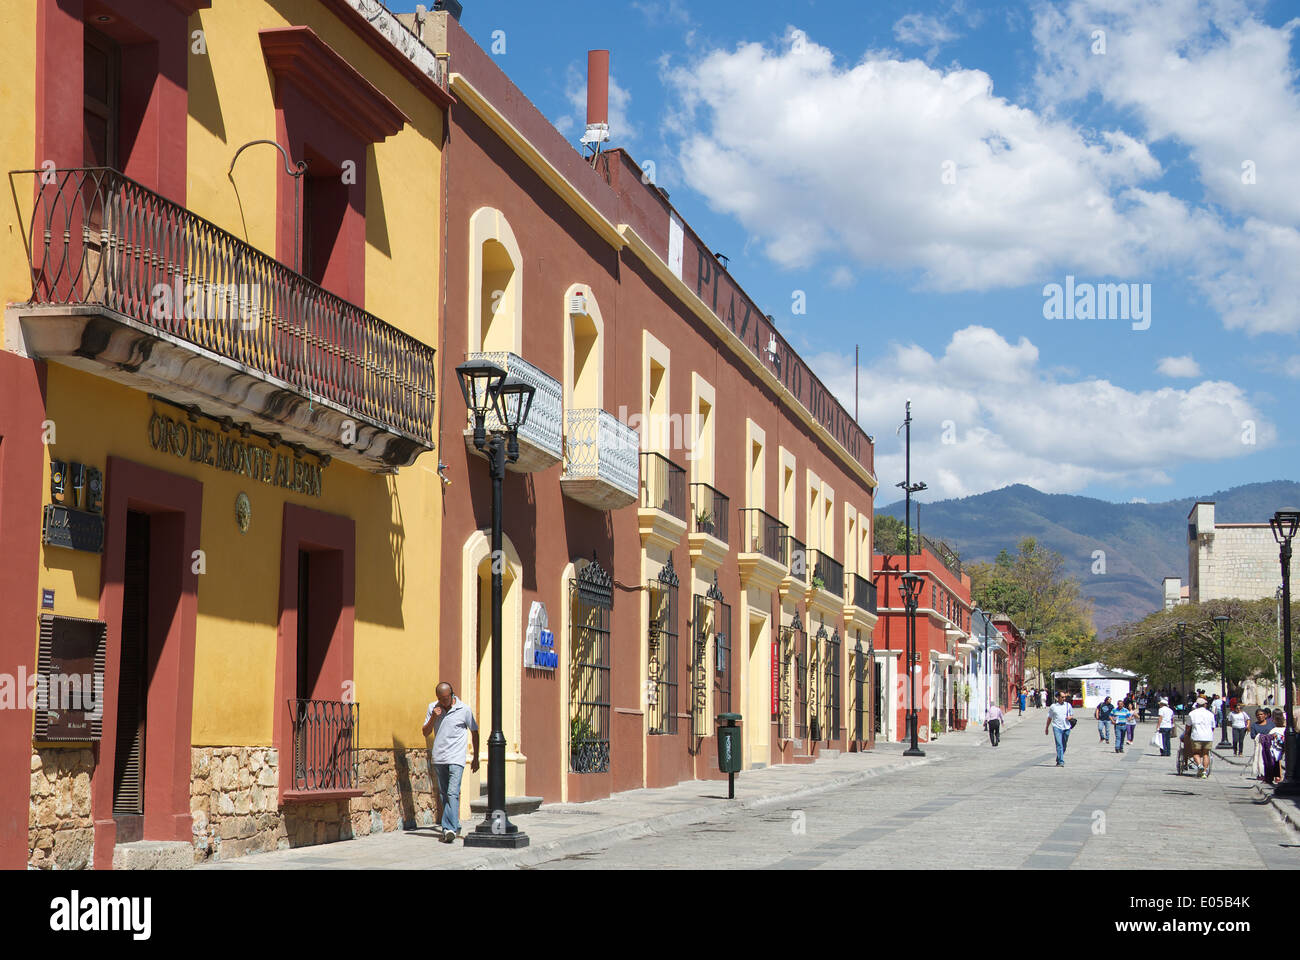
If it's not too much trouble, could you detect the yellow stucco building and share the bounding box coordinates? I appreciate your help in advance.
[1,0,451,869]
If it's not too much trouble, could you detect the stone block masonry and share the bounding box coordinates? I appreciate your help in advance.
[28,748,95,870]
[189,747,438,864]
[29,746,438,868]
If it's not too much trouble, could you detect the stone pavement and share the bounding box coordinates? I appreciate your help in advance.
[193,710,1299,869]
[195,725,968,870]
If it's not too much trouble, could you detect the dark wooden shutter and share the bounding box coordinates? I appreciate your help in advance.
[112,511,149,817]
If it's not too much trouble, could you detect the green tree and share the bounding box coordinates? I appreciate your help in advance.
[1095,597,1285,699]
[968,538,1095,684]
[874,513,918,555]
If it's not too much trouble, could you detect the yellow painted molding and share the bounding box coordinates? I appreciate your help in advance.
[449,73,626,251]
[619,224,878,492]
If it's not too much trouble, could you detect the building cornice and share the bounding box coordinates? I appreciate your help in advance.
[619,224,878,492]
[448,73,626,250]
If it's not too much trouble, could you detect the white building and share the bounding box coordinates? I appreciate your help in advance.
[1163,501,1282,605]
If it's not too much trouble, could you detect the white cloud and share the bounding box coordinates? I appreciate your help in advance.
[661,9,1300,333]
[813,326,1271,498]
[555,63,638,147]
[1156,355,1201,377]
[828,265,855,289]
[894,12,958,59]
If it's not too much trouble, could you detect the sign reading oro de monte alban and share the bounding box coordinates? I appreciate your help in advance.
[148,413,324,496]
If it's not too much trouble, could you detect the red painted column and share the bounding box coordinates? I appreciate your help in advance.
[0,356,47,868]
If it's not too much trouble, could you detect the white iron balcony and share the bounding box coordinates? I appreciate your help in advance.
[561,408,639,509]
[463,351,562,473]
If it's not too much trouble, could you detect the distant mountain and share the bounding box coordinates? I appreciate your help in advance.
[879,481,1300,632]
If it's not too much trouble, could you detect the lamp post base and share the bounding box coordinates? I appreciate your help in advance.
[1271,779,1300,798]
[462,822,531,849]
[903,747,926,757]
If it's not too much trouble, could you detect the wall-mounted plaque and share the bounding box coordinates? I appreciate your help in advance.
[33,613,107,742]
[43,504,106,553]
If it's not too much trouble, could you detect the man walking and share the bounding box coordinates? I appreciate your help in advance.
[987,701,1004,746]
[422,682,480,843]
[1157,696,1175,756]
[1046,690,1074,766]
[1184,697,1217,779]
[1111,698,1131,753]
[1095,696,1113,744]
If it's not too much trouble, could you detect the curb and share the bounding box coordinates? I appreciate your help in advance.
[452,753,948,870]
[1252,782,1300,837]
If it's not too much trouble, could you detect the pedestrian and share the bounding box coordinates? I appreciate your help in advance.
[1228,702,1251,757]
[422,681,480,843]
[1157,697,1175,757]
[986,701,1004,746]
[1095,696,1113,743]
[1263,708,1288,784]
[1249,709,1276,781]
[1265,694,1275,708]
[1046,690,1074,766]
[1125,700,1137,743]
[1018,689,1026,715]
[1111,699,1131,753]
[1183,697,1216,779]
[1138,693,1148,724]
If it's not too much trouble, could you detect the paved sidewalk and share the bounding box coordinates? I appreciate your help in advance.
[195,740,956,870]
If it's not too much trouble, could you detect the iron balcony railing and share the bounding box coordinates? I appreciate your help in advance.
[466,350,563,461]
[690,482,729,544]
[852,573,877,614]
[785,535,807,581]
[810,549,845,598]
[739,508,787,564]
[640,451,687,521]
[290,699,359,792]
[14,167,436,445]
[562,407,639,499]
[922,534,962,578]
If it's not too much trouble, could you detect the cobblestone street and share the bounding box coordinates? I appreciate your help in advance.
[529,716,1300,870]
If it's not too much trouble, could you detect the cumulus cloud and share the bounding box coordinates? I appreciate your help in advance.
[661,6,1300,333]
[812,326,1271,498]
[1156,355,1202,378]
[894,12,958,59]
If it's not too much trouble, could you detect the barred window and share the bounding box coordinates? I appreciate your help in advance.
[647,556,679,735]
[569,557,612,774]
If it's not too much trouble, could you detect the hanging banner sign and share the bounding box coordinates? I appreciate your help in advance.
[771,639,779,716]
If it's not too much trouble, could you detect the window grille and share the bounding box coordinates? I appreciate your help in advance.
[647,556,679,735]
[569,555,612,773]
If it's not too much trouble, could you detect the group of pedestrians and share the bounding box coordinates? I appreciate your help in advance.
[1093,696,1137,751]
[1246,707,1288,785]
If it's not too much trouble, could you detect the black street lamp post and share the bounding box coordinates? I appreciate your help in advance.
[1270,509,1300,796]
[1176,621,1187,712]
[1214,615,1231,748]
[456,360,535,848]
[896,401,926,755]
[900,572,925,757]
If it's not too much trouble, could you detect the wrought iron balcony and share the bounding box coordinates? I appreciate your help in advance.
[739,508,787,564]
[290,699,359,793]
[11,167,436,471]
[640,452,687,521]
[561,407,639,509]
[851,573,877,614]
[464,350,563,472]
[810,549,845,599]
[690,482,729,544]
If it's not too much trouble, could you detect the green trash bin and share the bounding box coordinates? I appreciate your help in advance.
[717,713,742,798]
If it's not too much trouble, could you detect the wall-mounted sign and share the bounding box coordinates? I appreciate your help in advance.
[148,413,325,497]
[33,613,106,742]
[524,601,557,670]
[43,504,105,553]
[771,639,778,716]
[41,589,55,610]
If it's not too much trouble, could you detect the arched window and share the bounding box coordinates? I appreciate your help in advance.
[467,208,523,355]
[563,284,604,410]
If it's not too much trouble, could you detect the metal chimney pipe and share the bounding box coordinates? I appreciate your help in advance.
[587,50,609,127]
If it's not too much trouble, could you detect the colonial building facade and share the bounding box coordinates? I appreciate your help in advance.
[3,0,450,869]
[413,8,878,811]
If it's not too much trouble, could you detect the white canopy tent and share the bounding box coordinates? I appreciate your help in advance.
[1052,662,1139,709]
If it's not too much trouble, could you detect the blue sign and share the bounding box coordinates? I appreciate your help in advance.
[532,628,557,670]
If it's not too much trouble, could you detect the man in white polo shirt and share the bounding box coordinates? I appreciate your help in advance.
[1045,690,1074,766]
[1183,697,1217,779]
[423,682,480,843]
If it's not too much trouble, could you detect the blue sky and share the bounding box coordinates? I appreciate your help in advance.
[392,0,1300,507]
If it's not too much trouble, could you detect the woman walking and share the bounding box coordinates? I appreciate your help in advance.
[1261,709,1287,785]
[1247,709,1274,780]
[1228,702,1250,757]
